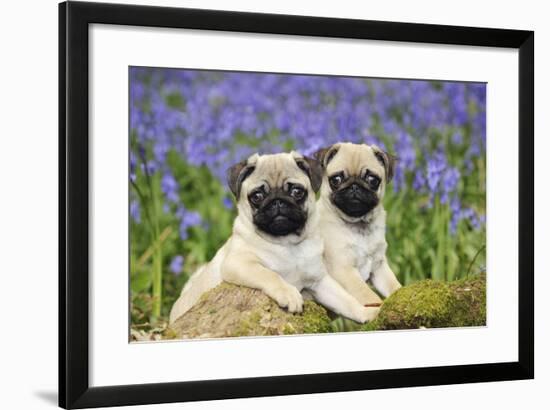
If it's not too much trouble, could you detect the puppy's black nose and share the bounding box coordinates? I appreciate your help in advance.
[350,183,360,194]
[274,199,285,210]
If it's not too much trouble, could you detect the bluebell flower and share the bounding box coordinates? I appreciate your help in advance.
[182,210,202,227]
[161,172,179,203]
[426,152,446,194]
[130,152,137,183]
[129,68,486,236]
[393,132,416,192]
[440,167,460,204]
[451,131,463,145]
[140,160,157,176]
[169,255,184,275]
[462,207,483,230]
[176,205,203,240]
[450,196,462,234]
[222,197,233,209]
[413,171,426,192]
[130,200,140,223]
[153,140,169,164]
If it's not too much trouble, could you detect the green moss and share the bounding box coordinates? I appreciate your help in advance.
[162,327,178,340]
[232,299,331,336]
[297,301,332,334]
[362,272,486,331]
[282,322,297,335]
[447,274,486,327]
[169,274,485,339]
[233,311,263,337]
[275,300,333,335]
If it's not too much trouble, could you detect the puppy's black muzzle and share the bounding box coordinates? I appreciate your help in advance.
[253,196,307,236]
[331,179,379,218]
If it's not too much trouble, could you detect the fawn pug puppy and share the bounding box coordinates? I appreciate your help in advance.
[315,142,402,307]
[169,151,379,324]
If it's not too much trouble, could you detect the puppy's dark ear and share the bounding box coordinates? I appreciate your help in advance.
[295,156,323,193]
[313,145,339,168]
[227,160,255,198]
[372,146,396,182]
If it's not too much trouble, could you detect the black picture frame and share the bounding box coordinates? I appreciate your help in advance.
[59,1,534,408]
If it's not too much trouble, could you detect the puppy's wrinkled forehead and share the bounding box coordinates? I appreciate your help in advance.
[246,152,309,189]
[228,151,324,199]
[328,143,385,177]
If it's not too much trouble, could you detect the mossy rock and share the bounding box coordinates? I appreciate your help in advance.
[362,273,486,331]
[166,282,332,339]
[166,273,486,339]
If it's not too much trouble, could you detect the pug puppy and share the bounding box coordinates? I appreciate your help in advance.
[314,142,402,307]
[169,151,379,325]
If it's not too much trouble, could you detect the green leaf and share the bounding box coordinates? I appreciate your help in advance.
[131,269,152,293]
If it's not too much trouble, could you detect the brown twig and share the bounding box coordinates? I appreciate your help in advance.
[136,226,173,268]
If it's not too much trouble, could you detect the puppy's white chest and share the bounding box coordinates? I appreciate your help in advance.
[348,226,386,281]
[351,241,374,281]
[258,237,325,289]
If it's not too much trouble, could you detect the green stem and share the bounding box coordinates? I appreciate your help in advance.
[138,151,163,321]
[441,203,451,282]
[434,197,446,281]
[466,245,486,277]
[150,174,163,320]
[152,239,162,319]
[130,179,154,230]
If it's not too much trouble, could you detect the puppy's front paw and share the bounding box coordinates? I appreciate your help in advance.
[269,283,304,313]
[358,306,380,324]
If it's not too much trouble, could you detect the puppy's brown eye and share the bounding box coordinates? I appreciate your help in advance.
[329,174,343,188]
[249,190,265,205]
[366,174,381,190]
[290,186,305,200]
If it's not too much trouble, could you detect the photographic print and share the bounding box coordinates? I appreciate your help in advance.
[129,67,487,342]
[60,4,533,406]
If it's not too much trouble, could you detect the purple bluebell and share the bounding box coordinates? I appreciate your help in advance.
[140,160,157,176]
[176,205,203,240]
[130,200,140,223]
[440,167,460,204]
[412,171,426,192]
[169,255,184,275]
[222,197,234,209]
[450,196,462,234]
[129,68,487,236]
[451,131,463,146]
[161,172,179,204]
[426,152,446,194]
[130,152,137,183]
[393,131,416,192]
